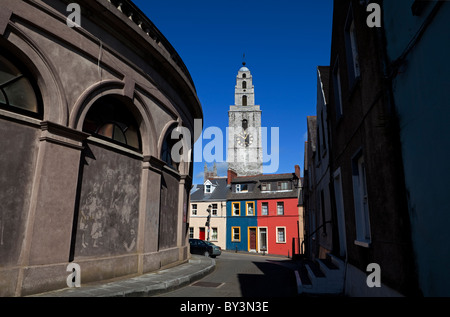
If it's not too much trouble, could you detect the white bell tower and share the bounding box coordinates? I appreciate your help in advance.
[227,63,263,176]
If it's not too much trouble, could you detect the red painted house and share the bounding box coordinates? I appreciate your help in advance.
[258,197,300,257]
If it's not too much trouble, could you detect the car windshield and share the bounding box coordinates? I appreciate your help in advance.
[204,241,215,246]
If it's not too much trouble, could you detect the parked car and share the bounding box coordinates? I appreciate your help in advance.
[189,239,221,258]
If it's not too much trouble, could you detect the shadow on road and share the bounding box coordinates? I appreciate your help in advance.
[238,260,298,297]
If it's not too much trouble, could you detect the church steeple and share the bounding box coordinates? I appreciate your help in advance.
[228,64,263,176]
[234,63,255,107]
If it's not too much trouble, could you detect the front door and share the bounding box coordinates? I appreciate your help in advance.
[199,227,206,241]
[249,227,257,252]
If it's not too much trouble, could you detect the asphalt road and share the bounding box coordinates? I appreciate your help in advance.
[155,251,299,297]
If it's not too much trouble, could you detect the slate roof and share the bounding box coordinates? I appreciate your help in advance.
[190,177,229,202]
[227,173,300,201]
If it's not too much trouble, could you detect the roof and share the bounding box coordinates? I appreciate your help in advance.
[190,178,229,202]
[228,173,300,201]
[230,173,296,183]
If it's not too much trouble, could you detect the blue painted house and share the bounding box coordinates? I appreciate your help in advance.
[226,177,258,252]
[226,200,258,252]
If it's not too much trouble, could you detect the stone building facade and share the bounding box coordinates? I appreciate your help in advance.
[0,0,202,296]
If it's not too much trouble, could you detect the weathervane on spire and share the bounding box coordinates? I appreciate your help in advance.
[242,53,246,66]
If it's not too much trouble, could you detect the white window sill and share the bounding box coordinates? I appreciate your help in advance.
[354,239,371,248]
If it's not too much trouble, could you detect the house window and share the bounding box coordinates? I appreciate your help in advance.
[277,202,284,215]
[261,202,268,216]
[211,203,218,216]
[189,227,194,239]
[246,202,255,216]
[211,228,218,241]
[83,95,142,150]
[276,227,286,243]
[236,184,248,193]
[277,182,289,191]
[232,202,240,216]
[352,151,371,246]
[0,53,43,119]
[232,227,241,242]
[333,58,343,119]
[191,204,197,216]
[345,6,360,88]
[205,184,212,193]
[261,183,271,191]
[259,228,268,251]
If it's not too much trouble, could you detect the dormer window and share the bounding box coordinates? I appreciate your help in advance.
[236,184,248,193]
[204,180,214,194]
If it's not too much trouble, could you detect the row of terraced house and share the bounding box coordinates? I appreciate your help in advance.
[300,0,450,297]
[189,166,303,258]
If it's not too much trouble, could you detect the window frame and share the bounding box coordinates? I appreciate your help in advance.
[277,202,284,215]
[246,201,255,216]
[0,52,43,119]
[276,227,286,244]
[211,227,218,241]
[261,202,269,216]
[191,204,197,216]
[344,5,361,89]
[211,203,218,216]
[232,202,241,216]
[352,150,371,247]
[232,227,241,242]
[333,57,344,120]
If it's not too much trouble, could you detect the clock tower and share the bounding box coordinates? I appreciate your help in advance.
[227,63,263,176]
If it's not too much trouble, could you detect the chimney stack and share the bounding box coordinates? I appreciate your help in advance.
[295,165,301,178]
[227,169,237,185]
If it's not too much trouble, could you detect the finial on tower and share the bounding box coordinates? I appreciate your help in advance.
[242,53,246,66]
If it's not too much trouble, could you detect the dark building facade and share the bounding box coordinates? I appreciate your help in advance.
[0,0,202,296]
[301,0,421,296]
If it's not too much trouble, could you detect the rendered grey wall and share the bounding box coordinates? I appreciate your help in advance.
[74,142,141,258]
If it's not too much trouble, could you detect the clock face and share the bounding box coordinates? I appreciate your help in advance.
[236,132,254,147]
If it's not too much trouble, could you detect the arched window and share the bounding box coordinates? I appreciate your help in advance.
[0,53,42,118]
[82,95,141,150]
[242,81,247,89]
[242,74,247,78]
[242,119,248,130]
[161,127,180,170]
[242,95,248,106]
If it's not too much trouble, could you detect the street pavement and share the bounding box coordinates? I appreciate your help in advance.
[31,255,215,297]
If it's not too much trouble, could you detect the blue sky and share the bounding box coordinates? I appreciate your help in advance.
[133,0,334,184]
